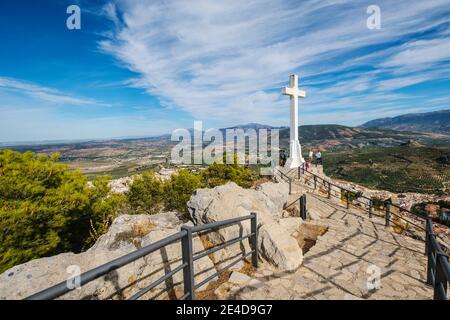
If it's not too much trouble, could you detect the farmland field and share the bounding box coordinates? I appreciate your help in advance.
[323,145,450,195]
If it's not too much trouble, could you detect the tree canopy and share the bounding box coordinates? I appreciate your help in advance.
[0,150,124,273]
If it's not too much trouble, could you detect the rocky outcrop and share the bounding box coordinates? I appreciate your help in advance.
[0,213,215,300]
[187,182,303,271]
[1,181,307,300]
[259,222,303,270]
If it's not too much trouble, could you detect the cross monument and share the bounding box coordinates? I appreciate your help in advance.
[282,74,306,168]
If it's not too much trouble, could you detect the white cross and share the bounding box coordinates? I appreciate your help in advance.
[281,74,306,168]
[282,74,306,100]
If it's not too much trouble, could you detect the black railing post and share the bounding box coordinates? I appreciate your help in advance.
[327,182,331,199]
[426,219,434,286]
[298,166,301,179]
[385,203,391,227]
[181,225,195,300]
[250,212,258,268]
[369,200,373,218]
[434,253,448,300]
[346,191,350,209]
[289,178,292,195]
[313,176,317,190]
[425,218,430,256]
[300,194,307,220]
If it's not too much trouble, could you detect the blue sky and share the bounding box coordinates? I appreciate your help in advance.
[0,0,449,143]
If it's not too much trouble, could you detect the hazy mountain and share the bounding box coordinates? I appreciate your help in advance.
[3,124,450,160]
[278,124,450,150]
[360,109,450,134]
[224,123,282,130]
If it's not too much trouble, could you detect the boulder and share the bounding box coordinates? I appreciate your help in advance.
[259,222,303,271]
[256,182,290,212]
[228,271,251,285]
[0,212,216,300]
[278,217,303,235]
[187,182,302,272]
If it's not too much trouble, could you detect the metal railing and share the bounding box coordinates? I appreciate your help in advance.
[26,213,258,300]
[274,167,293,195]
[425,218,450,300]
[274,167,307,220]
[297,166,428,228]
[276,165,450,300]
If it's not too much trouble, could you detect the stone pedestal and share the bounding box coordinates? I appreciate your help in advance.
[285,140,305,169]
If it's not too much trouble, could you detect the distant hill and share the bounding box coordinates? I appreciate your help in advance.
[277,124,450,150]
[224,123,280,130]
[361,109,450,134]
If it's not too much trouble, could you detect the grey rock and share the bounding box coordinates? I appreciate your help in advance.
[187,182,303,272]
[228,272,251,285]
[0,213,215,300]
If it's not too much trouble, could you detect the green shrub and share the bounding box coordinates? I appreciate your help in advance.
[164,170,201,213]
[126,171,165,215]
[84,177,126,247]
[0,150,123,273]
[340,190,357,202]
[201,161,255,189]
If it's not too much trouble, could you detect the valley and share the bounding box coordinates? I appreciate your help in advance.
[2,123,450,195]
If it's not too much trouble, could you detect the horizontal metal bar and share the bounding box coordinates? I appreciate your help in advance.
[191,215,253,233]
[429,252,436,268]
[430,268,435,285]
[194,251,254,290]
[193,233,254,262]
[435,282,448,300]
[26,230,187,300]
[429,235,445,255]
[389,211,426,231]
[179,292,190,300]
[127,262,187,300]
[437,254,450,281]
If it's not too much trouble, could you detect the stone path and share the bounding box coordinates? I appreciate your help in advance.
[216,178,434,300]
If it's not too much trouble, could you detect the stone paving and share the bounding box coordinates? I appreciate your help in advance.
[215,183,434,300]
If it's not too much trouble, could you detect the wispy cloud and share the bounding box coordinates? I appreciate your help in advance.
[99,0,450,126]
[0,77,108,106]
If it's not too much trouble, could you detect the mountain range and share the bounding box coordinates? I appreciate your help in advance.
[360,109,450,134]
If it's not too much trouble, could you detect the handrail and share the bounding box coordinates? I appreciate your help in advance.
[299,167,428,225]
[26,213,258,300]
[299,167,450,247]
[426,218,450,300]
[26,230,188,300]
[274,167,293,194]
[280,165,449,300]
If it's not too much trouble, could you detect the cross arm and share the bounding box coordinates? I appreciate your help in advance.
[282,87,306,98]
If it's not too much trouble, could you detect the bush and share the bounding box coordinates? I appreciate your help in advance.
[84,177,126,247]
[0,150,123,273]
[164,170,201,213]
[126,162,257,215]
[126,171,165,215]
[201,161,255,188]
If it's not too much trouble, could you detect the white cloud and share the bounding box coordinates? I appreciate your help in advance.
[382,38,450,69]
[98,0,450,126]
[0,76,108,106]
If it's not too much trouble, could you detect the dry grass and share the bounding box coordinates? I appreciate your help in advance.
[132,222,156,237]
[196,270,232,300]
[196,233,257,300]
